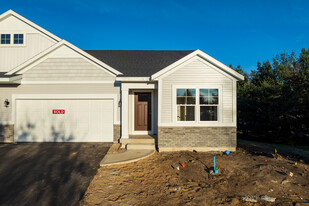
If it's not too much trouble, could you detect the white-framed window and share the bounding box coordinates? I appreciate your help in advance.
[176,88,196,121]
[199,89,218,121]
[13,34,24,44]
[1,34,11,44]
[0,33,25,46]
[175,86,220,123]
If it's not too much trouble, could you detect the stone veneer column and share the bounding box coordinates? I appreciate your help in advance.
[0,125,14,142]
[113,124,121,143]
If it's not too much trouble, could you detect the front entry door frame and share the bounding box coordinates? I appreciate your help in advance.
[132,90,154,135]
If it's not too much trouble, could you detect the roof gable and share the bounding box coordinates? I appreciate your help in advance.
[5,40,122,76]
[151,50,244,81]
[0,10,61,42]
[22,57,116,82]
[161,56,234,82]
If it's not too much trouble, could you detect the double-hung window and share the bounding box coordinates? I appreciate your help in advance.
[199,89,218,121]
[176,87,219,122]
[177,89,196,121]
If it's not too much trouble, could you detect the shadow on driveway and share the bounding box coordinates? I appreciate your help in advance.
[0,143,111,206]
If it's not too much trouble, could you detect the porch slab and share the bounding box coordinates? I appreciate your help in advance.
[129,135,156,139]
[120,135,156,145]
[100,149,155,166]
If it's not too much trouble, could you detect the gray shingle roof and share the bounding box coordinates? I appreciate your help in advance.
[84,50,195,77]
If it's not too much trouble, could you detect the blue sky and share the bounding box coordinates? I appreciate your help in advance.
[1,0,309,72]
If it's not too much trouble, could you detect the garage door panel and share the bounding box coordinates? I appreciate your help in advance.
[15,99,113,142]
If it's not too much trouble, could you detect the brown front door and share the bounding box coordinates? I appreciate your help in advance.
[134,92,151,131]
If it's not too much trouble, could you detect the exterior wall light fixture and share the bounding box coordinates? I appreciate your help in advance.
[4,99,10,107]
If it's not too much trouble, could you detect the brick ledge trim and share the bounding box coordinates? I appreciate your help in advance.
[158,126,236,128]
[159,147,236,152]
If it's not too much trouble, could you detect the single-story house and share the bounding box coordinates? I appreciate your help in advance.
[0,10,244,152]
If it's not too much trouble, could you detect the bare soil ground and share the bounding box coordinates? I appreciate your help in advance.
[81,145,309,206]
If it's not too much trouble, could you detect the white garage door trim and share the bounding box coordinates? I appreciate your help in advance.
[12,94,117,142]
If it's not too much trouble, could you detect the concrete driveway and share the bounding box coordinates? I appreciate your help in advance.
[0,143,111,206]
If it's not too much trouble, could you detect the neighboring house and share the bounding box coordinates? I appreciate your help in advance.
[0,10,244,152]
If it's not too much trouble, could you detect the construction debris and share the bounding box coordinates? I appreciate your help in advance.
[242,196,257,202]
[260,195,276,202]
[81,148,309,206]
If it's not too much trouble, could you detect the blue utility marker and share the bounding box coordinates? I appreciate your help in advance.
[212,156,218,175]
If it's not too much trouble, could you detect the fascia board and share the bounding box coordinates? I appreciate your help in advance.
[5,41,64,75]
[63,40,123,75]
[151,50,199,80]
[151,49,244,81]
[5,40,123,76]
[196,50,245,81]
[116,77,151,82]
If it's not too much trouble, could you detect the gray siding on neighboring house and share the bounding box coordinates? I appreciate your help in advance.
[160,57,234,124]
[22,58,115,81]
[0,33,55,72]
[0,83,121,123]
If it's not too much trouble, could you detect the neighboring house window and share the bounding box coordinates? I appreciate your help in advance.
[1,34,10,44]
[177,89,196,121]
[200,89,218,121]
[14,34,23,44]
[176,87,219,122]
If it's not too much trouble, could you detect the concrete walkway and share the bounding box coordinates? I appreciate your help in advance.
[100,149,155,166]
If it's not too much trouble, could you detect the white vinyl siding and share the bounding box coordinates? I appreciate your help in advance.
[0,84,120,123]
[161,57,234,125]
[22,58,115,81]
[0,33,55,72]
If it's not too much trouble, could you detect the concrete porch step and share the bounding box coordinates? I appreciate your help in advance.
[120,138,155,144]
[120,135,156,144]
[126,143,155,150]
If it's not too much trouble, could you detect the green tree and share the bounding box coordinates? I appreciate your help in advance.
[234,48,309,145]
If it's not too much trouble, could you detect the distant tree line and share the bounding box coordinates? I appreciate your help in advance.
[231,48,309,145]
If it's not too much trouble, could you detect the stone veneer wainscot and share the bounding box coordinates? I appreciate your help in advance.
[158,126,236,152]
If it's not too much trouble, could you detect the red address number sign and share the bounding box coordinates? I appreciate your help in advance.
[52,109,65,114]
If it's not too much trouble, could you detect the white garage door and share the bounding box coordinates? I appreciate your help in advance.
[15,99,114,142]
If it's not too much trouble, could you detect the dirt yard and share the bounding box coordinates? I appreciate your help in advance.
[81,146,309,206]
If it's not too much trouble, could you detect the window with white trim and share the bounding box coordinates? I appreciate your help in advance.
[199,89,218,121]
[1,34,10,44]
[14,34,24,44]
[176,89,196,121]
[176,87,219,122]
